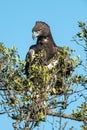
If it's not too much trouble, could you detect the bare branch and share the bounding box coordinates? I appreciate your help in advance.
[47,109,87,123]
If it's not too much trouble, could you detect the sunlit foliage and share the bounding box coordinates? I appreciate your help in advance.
[0,21,87,130]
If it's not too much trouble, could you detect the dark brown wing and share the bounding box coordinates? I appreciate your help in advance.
[25,46,36,77]
[47,46,73,75]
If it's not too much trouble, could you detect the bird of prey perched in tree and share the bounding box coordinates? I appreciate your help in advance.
[25,21,72,94]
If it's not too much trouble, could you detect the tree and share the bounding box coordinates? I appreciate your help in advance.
[0,21,87,130]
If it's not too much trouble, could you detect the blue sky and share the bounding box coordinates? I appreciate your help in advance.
[0,0,87,130]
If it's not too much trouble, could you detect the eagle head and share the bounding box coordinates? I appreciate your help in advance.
[32,21,50,39]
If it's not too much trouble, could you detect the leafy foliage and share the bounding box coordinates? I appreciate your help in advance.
[0,21,87,130]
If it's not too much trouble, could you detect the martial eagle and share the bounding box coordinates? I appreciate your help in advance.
[25,21,72,94]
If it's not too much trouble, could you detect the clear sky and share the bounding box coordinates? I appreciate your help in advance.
[0,0,87,130]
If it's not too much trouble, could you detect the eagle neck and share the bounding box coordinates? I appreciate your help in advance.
[48,32,56,47]
[36,33,56,47]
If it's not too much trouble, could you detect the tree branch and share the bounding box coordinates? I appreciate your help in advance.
[47,109,87,123]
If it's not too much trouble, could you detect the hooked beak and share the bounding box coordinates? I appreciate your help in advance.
[32,31,41,40]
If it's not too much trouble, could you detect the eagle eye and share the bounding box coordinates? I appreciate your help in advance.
[39,29,43,32]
